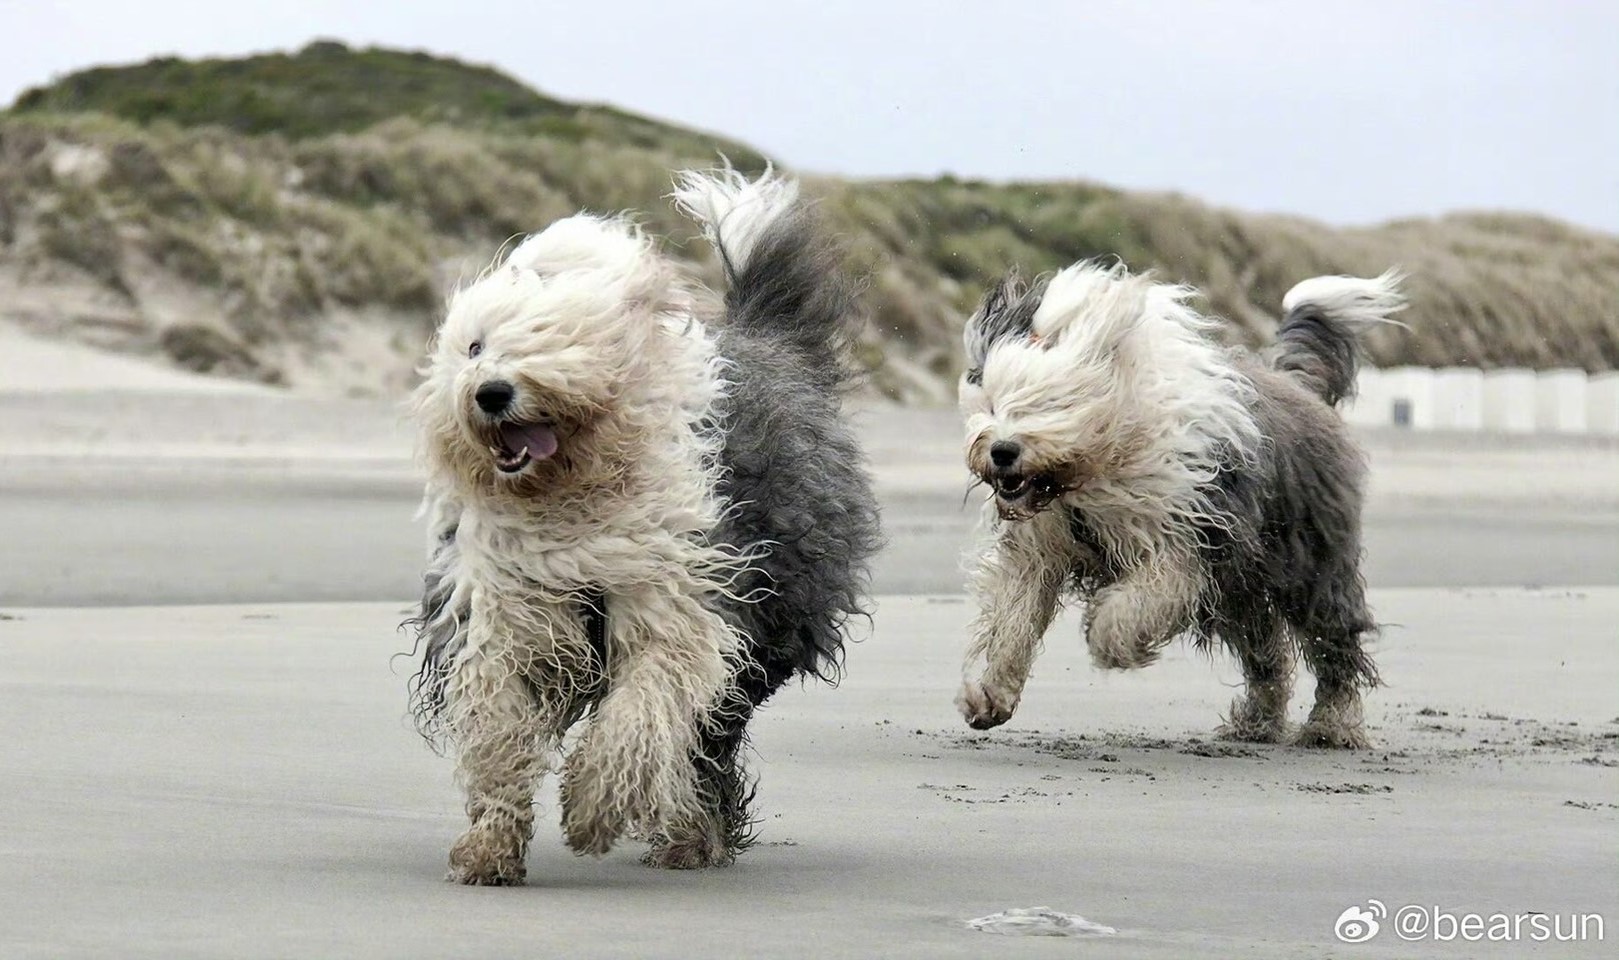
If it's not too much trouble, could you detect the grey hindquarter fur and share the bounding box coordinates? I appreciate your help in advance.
[1062,370,1379,744]
[684,196,885,860]
[409,196,882,864]
[1186,359,1379,748]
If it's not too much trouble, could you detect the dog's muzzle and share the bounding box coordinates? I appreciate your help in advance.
[473,379,560,474]
[982,440,1068,519]
[487,420,558,473]
[987,469,1064,519]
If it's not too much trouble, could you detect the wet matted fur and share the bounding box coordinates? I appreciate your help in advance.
[955,262,1405,749]
[407,168,880,884]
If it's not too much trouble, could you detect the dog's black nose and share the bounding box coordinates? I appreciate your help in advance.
[989,440,1021,469]
[474,380,515,414]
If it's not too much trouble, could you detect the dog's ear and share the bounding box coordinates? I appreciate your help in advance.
[1095,296,1147,361]
[504,235,550,277]
[979,271,1017,322]
[965,271,1043,368]
[502,214,652,282]
[1032,262,1148,361]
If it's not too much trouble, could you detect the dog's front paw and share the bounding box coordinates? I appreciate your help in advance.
[1085,613,1161,671]
[562,807,624,857]
[447,823,527,886]
[1089,644,1158,670]
[559,769,627,857]
[560,782,623,857]
[956,677,1019,730]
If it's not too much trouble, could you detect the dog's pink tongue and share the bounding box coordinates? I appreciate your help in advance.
[499,422,558,460]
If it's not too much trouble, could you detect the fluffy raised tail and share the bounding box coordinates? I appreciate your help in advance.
[1274,269,1407,406]
[672,166,860,383]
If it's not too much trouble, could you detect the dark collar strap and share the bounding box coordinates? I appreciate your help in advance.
[580,590,608,661]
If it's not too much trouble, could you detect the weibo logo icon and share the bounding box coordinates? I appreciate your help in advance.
[1334,900,1388,943]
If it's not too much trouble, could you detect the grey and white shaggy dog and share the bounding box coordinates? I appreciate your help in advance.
[955,262,1405,749]
[408,169,880,884]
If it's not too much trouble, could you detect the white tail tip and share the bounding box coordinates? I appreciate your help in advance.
[1282,268,1408,324]
[672,164,800,273]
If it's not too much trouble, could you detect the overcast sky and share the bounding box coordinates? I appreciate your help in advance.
[3,0,1615,232]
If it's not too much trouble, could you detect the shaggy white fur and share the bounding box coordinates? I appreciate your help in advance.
[412,204,756,884]
[958,262,1403,748]
[960,263,1262,676]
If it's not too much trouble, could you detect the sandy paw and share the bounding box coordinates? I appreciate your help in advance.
[447,825,527,886]
[957,677,1019,730]
[1292,718,1371,750]
[1084,620,1161,671]
[1089,644,1159,671]
[643,835,732,870]
[1217,696,1291,744]
[560,797,624,857]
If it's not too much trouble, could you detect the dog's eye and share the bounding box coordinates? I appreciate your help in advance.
[966,367,983,386]
[468,340,483,358]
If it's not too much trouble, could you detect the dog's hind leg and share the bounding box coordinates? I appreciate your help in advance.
[958,508,1073,730]
[1216,613,1295,743]
[1289,577,1378,749]
[1294,635,1376,749]
[560,585,736,857]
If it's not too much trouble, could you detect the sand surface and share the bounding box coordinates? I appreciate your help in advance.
[0,592,1614,959]
[0,325,275,396]
[1,392,1615,605]
[1,350,1616,956]
[3,454,1615,606]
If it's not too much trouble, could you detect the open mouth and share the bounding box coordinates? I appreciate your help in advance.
[988,471,1067,516]
[487,421,559,474]
[994,474,1033,499]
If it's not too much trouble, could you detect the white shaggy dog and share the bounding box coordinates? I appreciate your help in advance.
[956,262,1405,748]
[408,169,879,884]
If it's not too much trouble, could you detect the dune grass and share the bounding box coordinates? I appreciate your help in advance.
[2,45,1613,399]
